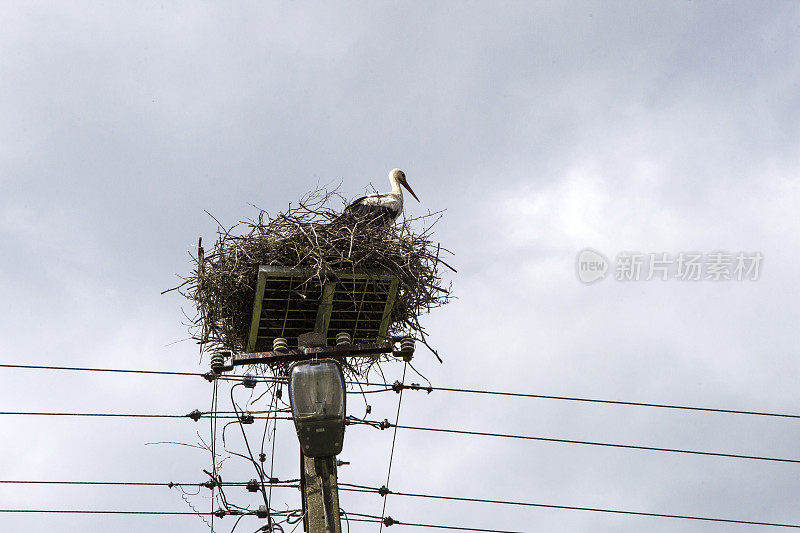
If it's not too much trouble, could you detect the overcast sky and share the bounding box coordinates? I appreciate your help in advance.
[2,2,800,532]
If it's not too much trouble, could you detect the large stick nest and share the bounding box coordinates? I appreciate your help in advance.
[177,186,455,371]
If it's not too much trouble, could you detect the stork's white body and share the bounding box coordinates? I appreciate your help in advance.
[344,169,417,225]
[351,188,403,221]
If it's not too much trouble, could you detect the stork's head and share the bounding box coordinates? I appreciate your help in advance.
[390,168,419,202]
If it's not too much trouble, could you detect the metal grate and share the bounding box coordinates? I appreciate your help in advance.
[246,266,399,353]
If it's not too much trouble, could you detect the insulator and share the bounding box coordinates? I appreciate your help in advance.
[273,337,289,352]
[245,479,259,493]
[336,332,352,346]
[400,337,415,354]
[210,352,225,373]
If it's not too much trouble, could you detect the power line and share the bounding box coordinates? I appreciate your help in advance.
[0,410,292,421]
[382,382,800,421]
[0,411,192,419]
[344,515,524,532]
[0,480,189,487]
[0,480,300,487]
[0,363,283,384]
[0,508,300,517]
[8,362,800,422]
[338,485,800,529]
[379,362,407,533]
[7,362,799,422]
[0,363,205,377]
[6,479,798,530]
[0,509,232,515]
[229,383,273,520]
[210,377,220,530]
[263,382,282,512]
[354,420,800,465]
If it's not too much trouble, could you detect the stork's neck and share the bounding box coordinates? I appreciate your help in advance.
[389,173,402,197]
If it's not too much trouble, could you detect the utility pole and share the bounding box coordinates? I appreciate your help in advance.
[298,300,342,533]
[301,454,342,533]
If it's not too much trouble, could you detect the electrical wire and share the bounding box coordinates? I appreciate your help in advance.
[0,480,193,487]
[0,508,299,517]
[338,486,800,529]
[5,479,800,529]
[0,363,206,377]
[0,509,243,515]
[391,383,800,420]
[379,362,407,533]
[0,410,291,421]
[0,363,284,384]
[7,362,800,421]
[8,361,800,530]
[343,516,524,532]
[352,419,800,465]
[0,480,300,488]
[348,380,800,422]
[230,383,273,526]
[263,383,281,509]
[0,411,194,418]
[211,378,220,531]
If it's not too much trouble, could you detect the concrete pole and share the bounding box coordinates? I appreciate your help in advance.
[298,306,343,533]
[302,455,342,533]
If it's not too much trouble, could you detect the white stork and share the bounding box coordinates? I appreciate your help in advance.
[343,168,419,225]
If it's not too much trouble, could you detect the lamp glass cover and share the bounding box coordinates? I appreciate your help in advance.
[289,361,344,421]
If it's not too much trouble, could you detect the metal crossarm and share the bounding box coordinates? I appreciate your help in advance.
[232,342,397,366]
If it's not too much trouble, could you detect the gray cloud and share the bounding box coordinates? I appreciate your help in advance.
[1,2,799,531]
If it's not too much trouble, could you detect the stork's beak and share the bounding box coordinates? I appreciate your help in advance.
[402,180,420,202]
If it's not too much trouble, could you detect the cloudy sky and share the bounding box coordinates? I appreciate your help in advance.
[2,1,800,531]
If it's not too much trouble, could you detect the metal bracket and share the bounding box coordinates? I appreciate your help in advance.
[231,341,397,366]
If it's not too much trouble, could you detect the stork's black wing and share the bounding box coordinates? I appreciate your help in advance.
[342,199,397,226]
[344,196,369,212]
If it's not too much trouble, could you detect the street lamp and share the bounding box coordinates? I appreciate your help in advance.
[288,359,346,457]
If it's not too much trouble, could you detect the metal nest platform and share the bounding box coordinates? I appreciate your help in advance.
[246,265,400,353]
